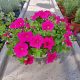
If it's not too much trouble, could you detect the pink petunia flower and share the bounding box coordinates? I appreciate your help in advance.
[18,31,33,42]
[31,10,52,20]
[51,13,56,18]
[41,11,52,19]
[9,18,25,29]
[14,42,28,58]
[42,20,54,31]
[46,52,57,64]
[43,37,55,50]
[30,34,43,49]
[64,31,72,39]
[3,32,10,38]
[73,30,77,36]
[24,54,34,65]
[60,17,68,23]
[65,22,71,31]
[56,16,60,24]
[31,10,43,20]
[25,23,30,28]
[64,38,72,47]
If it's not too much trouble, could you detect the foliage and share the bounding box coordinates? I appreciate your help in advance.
[0,11,15,30]
[74,8,80,24]
[0,0,21,13]
[63,0,77,17]
[2,11,75,64]
[18,0,26,3]
[76,0,80,8]
[0,41,4,51]
[57,0,64,5]
[0,11,15,50]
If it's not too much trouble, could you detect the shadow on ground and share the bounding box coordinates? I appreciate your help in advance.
[36,3,52,9]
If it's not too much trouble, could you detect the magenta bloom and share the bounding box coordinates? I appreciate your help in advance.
[65,23,71,31]
[31,11,43,20]
[31,10,52,20]
[64,30,72,47]
[60,17,68,23]
[56,16,60,24]
[73,30,77,36]
[25,23,30,28]
[41,11,52,19]
[46,52,57,64]
[51,13,56,18]
[30,34,43,49]
[18,31,33,42]
[9,18,25,29]
[64,38,72,47]
[64,31,72,39]
[24,55,34,65]
[14,42,28,58]
[43,37,55,50]
[42,20,54,31]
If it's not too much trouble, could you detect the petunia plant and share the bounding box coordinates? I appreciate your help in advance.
[0,11,15,50]
[3,10,75,65]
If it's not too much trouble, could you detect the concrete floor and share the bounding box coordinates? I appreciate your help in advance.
[2,51,80,80]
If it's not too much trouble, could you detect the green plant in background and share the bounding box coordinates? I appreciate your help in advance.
[10,0,21,11]
[0,0,12,13]
[57,0,64,5]
[1,12,15,36]
[5,12,15,26]
[0,25,6,36]
[18,0,26,3]
[0,11,15,50]
[0,0,21,13]
[0,0,20,50]
[76,0,80,8]
[17,0,26,9]
[74,8,80,24]
[0,11,15,36]
[0,11,4,20]
[0,11,6,50]
[0,11,15,27]
[0,6,2,12]
[63,0,77,17]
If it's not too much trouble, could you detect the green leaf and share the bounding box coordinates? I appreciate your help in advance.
[17,58,25,64]
[7,48,13,56]
[30,48,47,58]
[0,25,6,35]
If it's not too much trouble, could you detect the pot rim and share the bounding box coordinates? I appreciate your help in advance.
[71,20,80,26]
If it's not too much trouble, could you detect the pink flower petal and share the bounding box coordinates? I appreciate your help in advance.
[24,55,34,65]
[18,31,33,42]
[43,37,55,50]
[30,34,43,49]
[14,42,28,58]
[9,18,25,29]
[46,52,57,64]
[42,20,54,31]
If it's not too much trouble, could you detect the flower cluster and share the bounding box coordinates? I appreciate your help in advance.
[4,10,74,65]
